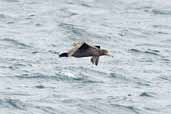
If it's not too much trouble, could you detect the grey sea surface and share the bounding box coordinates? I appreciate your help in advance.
[0,0,171,114]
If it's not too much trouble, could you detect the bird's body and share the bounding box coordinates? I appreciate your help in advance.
[59,42,109,65]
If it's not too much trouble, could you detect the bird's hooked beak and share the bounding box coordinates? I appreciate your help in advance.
[100,49,113,57]
[105,51,113,57]
[106,53,113,57]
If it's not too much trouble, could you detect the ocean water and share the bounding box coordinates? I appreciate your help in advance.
[0,0,171,114]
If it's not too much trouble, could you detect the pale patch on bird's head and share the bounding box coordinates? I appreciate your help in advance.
[100,49,112,57]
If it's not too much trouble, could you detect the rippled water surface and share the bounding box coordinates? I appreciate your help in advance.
[0,0,171,114]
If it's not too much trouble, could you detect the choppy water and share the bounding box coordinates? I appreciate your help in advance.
[0,0,171,114]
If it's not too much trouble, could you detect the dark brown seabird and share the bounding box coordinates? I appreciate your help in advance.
[59,42,110,65]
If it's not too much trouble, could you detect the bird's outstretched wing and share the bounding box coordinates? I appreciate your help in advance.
[72,42,97,57]
[78,42,91,51]
[90,56,99,65]
[90,45,100,65]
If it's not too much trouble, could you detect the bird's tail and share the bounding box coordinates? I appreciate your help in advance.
[90,56,99,66]
[59,53,68,57]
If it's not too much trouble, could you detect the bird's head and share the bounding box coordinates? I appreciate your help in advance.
[100,49,110,56]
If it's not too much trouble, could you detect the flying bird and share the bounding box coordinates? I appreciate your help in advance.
[59,42,110,65]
